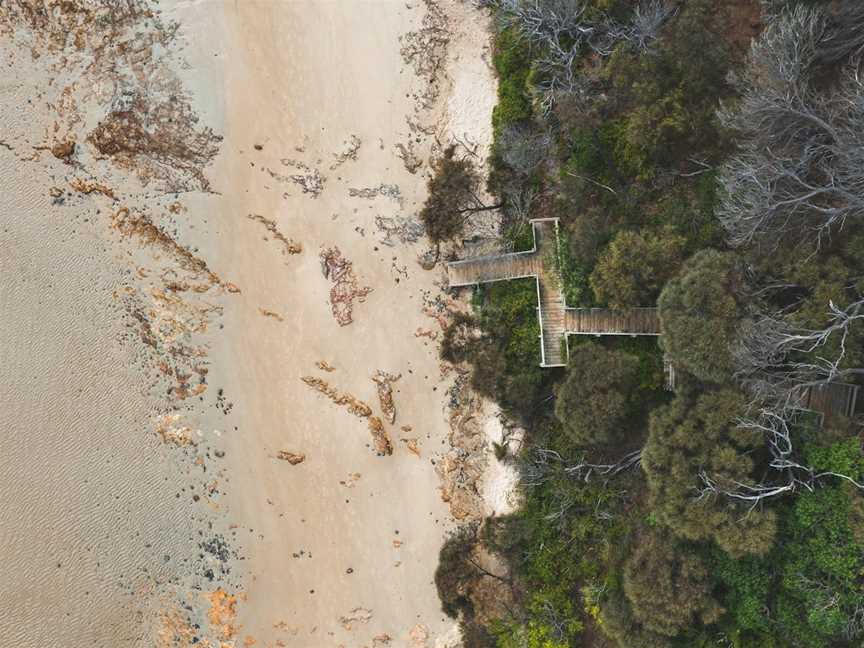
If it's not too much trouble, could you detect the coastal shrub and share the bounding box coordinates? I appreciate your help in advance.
[555,231,590,306]
[602,335,665,394]
[590,227,685,308]
[599,589,673,648]
[706,472,864,647]
[658,250,745,384]
[491,27,532,136]
[651,175,723,253]
[642,389,777,557]
[421,146,498,252]
[473,279,547,422]
[622,530,722,637]
[554,343,640,447]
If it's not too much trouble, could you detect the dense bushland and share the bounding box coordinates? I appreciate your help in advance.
[429,1,864,646]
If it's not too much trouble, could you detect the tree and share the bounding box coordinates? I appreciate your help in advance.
[554,343,640,447]
[641,389,777,557]
[420,146,501,252]
[599,590,672,648]
[435,525,484,618]
[623,530,723,637]
[489,0,672,114]
[589,227,685,308]
[717,6,864,250]
[733,296,864,411]
[658,249,744,384]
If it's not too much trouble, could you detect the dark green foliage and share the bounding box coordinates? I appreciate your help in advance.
[486,459,639,648]
[599,590,673,648]
[623,530,722,637]
[601,0,730,177]
[706,547,774,638]
[465,279,549,423]
[554,343,640,447]
[420,145,486,248]
[435,525,481,618]
[603,336,665,394]
[652,174,724,253]
[590,227,686,308]
[503,220,535,253]
[491,28,532,136]
[555,229,590,306]
[707,475,864,646]
[642,389,777,556]
[658,250,745,384]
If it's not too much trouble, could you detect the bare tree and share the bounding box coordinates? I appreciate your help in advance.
[718,7,864,249]
[734,296,864,405]
[496,123,552,175]
[523,447,642,487]
[816,0,864,67]
[486,0,672,114]
[628,0,675,52]
[696,295,864,508]
[697,408,864,508]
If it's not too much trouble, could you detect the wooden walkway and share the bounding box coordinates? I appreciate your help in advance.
[447,218,658,367]
[564,308,660,336]
[447,252,542,287]
[446,218,860,419]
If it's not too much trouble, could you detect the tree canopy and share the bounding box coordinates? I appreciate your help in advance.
[590,227,685,308]
[658,249,745,384]
[554,343,640,447]
[420,145,498,250]
[623,530,722,637]
[642,389,777,557]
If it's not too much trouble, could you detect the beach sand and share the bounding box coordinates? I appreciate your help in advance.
[0,1,499,645]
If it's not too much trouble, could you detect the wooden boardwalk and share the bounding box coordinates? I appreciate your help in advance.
[447,251,542,287]
[447,218,658,367]
[446,218,860,420]
[564,307,660,336]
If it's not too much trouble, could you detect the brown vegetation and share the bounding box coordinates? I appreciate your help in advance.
[319,246,373,326]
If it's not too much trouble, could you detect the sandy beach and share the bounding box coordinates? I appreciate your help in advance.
[0,0,501,646]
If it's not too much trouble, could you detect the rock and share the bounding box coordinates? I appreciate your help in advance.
[371,370,401,423]
[417,248,438,270]
[276,451,306,465]
[51,139,75,160]
[338,607,373,630]
[367,416,393,456]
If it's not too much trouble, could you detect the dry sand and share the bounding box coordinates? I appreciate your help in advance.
[0,0,501,645]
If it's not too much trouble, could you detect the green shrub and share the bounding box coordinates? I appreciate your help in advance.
[491,28,532,136]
